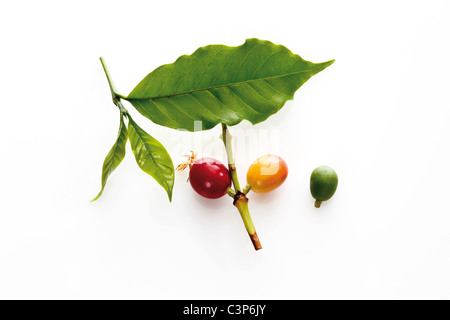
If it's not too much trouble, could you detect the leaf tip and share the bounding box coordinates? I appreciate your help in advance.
[322,59,335,68]
[91,186,106,201]
[167,187,173,202]
[90,192,102,202]
[308,58,335,77]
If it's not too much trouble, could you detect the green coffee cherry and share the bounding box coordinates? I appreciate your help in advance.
[310,166,338,208]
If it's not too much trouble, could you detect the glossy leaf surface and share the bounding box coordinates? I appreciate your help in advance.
[92,115,128,201]
[125,38,334,131]
[127,116,174,201]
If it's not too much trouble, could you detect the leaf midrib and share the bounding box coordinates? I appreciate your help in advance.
[126,63,331,101]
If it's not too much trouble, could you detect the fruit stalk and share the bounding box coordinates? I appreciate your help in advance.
[221,123,262,250]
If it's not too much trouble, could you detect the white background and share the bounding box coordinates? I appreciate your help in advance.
[1,0,450,300]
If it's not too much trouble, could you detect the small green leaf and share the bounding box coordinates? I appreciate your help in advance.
[92,115,128,201]
[127,116,174,201]
[125,38,334,131]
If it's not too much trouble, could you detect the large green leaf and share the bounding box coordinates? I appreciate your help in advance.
[127,116,174,201]
[124,38,334,131]
[92,114,128,201]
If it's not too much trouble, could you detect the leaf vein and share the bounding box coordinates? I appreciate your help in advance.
[230,43,261,82]
[192,49,225,89]
[246,82,278,107]
[164,97,198,122]
[204,90,241,117]
[226,86,264,116]
[250,49,284,80]
[188,94,224,122]
[262,79,290,97]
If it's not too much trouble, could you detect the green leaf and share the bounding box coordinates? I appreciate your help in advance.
[92,114,128,201]
[124,38,334,131]
[127,116,174,201]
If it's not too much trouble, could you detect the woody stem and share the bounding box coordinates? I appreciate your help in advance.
[221,123,262,251]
